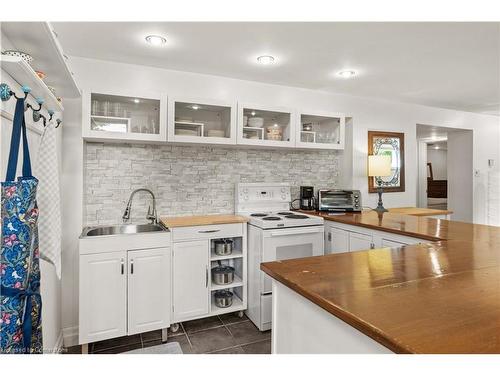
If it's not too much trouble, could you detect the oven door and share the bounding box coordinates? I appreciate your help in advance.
[261,225,324,294]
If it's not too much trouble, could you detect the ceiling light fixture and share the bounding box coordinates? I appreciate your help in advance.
[145,35,167,46]
[191,105,200,110]
[337,70,357,78]
[257,55,275,65]
[251,111,256,116]
[133,98,140,104]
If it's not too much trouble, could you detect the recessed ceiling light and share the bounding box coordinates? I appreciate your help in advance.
[251,111,256,116]
[133,98,140,104]
[191,105,200,110]
[257,55,275,65]
[337,70,357,78]
[145,35,166,46]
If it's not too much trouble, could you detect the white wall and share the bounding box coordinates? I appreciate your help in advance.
[448,131,474,222]
[0,71,63,352]
[60,56,500,344]
[427,148,447,180]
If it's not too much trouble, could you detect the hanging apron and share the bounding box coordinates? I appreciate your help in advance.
[0,97,43,354]
[37,120,61,278]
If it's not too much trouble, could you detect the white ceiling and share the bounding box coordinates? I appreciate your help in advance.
[53,22,500,115]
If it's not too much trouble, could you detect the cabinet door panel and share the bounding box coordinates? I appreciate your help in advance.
[381,239,407,248]
[328,228,350,254]
[79,251,127,344]
[349,232,373,252]
[172,240,209,322]
[128,247,170,335]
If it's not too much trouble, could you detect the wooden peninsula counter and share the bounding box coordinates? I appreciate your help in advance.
[261,211,500,354]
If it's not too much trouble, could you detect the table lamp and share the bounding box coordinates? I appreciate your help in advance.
[368,155,392,213]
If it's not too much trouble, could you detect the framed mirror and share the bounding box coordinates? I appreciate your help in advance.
[368,131,405,193]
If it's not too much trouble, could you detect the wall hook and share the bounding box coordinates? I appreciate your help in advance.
[26,97,44,113]
[55,118,62,128]
[0,83,31,101]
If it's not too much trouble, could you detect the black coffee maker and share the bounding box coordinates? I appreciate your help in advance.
[300,186,315,210]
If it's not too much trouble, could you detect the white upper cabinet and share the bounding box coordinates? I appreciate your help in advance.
[168,96,237,145]
[237,103,296,148]
[296,111,345,149]
[82,89,167,143]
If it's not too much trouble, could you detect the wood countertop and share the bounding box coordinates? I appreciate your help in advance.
[160,214,248,228]
[261,211,500,353]
[300,210,500,242]
[387,207,453,216]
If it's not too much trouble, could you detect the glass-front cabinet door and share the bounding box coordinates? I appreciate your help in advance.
[296,111,345,149]
[168,97,236,145]
[237,103,295,147]
[83,90,166,142]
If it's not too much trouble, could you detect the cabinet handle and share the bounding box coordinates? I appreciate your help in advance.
[130,259,134,274]
[370,243,375,249]
[205,266,209,287]
[199,229,220,234]
[327,232,332,241]
[120,259,124,275]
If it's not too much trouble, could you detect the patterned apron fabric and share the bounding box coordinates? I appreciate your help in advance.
[1,98,43,354]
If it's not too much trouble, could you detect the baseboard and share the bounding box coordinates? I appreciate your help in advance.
[62,326,79,348]
[52,331,64,354]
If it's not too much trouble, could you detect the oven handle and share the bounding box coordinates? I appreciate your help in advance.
[267,227,324,237]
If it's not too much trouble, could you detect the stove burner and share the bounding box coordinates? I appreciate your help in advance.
[250,213,268,217]
[285,214,310,219]
[277,211,293,215]
[262,216,282,221]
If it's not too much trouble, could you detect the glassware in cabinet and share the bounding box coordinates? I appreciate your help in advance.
[168,98,236,144]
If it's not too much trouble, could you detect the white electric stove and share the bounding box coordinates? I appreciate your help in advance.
[236,183,324,331]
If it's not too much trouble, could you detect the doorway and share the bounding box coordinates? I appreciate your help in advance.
[417,124,474,222]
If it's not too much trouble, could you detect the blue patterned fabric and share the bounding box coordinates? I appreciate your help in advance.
[1,98,42,354]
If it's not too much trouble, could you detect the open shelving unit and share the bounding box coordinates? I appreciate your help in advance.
[1,55,63,111]
[208,235,246,316]
[1,21,80,99]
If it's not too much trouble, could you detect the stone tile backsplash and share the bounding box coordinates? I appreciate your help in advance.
[84,143,339,226]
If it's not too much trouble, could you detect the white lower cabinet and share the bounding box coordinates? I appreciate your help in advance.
[348,231,374,251]
[79,244,171,345]
[324,222,432,254]
[172,240,210,322]
[325,227,349,254]
[128,248,170,335]
[170,223,247,325]
[79,251,128,344]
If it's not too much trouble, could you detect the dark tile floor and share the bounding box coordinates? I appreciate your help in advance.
[64,313,271,354]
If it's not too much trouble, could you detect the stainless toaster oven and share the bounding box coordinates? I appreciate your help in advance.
[317,189,362,212]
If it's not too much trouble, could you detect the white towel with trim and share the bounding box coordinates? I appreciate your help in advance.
[37,120,62,278]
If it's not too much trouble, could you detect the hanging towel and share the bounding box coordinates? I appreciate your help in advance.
[1,97,43,354]
[36,120,62,278]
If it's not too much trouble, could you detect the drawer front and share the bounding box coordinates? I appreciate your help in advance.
[172,223,243,242]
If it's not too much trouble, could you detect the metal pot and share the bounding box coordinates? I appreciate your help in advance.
[214,238,233,256]
[212,261,234,285]
[214,290,233,308]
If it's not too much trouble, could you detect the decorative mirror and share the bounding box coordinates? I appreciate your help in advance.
[368,131,405,193]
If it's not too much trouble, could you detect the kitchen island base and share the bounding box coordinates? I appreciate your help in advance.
[271,281,392,354]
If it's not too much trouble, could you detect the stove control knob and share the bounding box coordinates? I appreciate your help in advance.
[281,187,286,193]
[281,194,286,200]
[244,195,249,201]
[243,188,248,194]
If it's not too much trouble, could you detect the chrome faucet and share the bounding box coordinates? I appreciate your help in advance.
[122,188,157,224]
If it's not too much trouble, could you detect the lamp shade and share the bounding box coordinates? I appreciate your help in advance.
[368,155,392,177]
